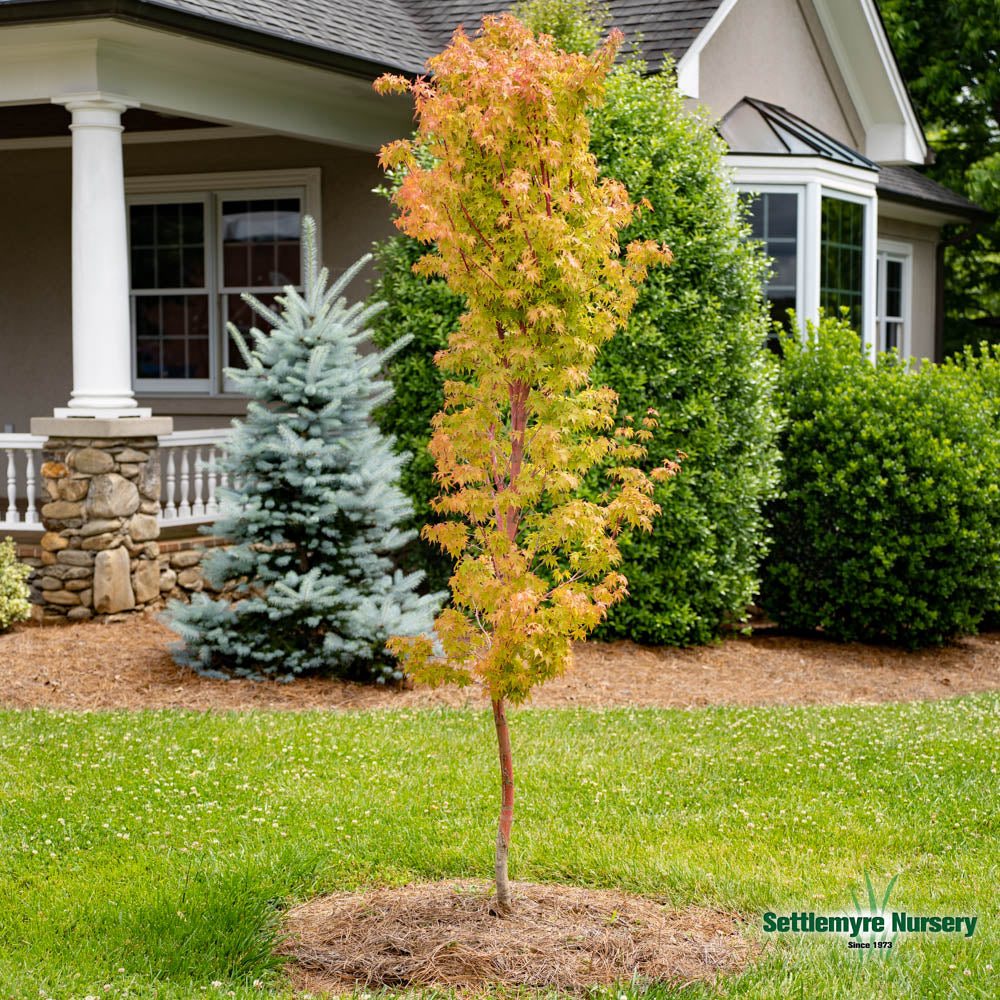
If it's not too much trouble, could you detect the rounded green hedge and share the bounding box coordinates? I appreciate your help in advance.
[761,317,1000,646]
[371,57,779,644]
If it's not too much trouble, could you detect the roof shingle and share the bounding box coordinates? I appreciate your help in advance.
[0,0,725,75]
[877,165,988,219]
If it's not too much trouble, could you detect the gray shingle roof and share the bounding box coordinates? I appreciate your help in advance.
[146,0,435,74]
[877,165,988,219]
[410,1,723,72]
[0,0,724,75]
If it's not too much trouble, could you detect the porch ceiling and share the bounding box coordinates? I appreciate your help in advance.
[0,102,219,139]
[0,19,413,150]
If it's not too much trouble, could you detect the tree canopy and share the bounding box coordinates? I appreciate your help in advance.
[878,0,1000,354]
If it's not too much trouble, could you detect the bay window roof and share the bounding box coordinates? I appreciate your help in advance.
[718,97,878,171]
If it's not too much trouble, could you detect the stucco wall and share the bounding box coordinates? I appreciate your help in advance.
[0,135,393,433]
[876,214,940,363]
[0,146,73,433]
[698,0,863,148]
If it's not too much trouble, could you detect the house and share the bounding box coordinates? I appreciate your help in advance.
[0,0,985,614]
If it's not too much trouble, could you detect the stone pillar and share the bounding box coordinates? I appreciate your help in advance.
[51,92,148,419]
[29,417,172,622]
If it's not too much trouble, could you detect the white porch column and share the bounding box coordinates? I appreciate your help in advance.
[51,92,150,418]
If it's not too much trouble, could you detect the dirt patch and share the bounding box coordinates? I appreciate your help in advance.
[281,880,752,994]
[2,613,1000,712]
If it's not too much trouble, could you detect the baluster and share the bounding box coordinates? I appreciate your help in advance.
[191,446,205,517]
[178,447,192,519]
[163,449,177,520]
[24,449,37,526]
[4,449,17,525]
[206,448,219,516]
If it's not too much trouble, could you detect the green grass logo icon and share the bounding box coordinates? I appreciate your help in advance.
[847,870,900,959]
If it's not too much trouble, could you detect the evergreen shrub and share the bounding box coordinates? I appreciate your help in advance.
[761,316,1000,646]
[168,219,441,680]
[0,537,31,630]
[371,56,779,644]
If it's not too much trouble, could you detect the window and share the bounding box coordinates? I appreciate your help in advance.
[876,244,911,356]
[746,191,799,343]
[820,196,865,332]
[130,200,212,389]
[219,197,303,386]
[127,171,318,394]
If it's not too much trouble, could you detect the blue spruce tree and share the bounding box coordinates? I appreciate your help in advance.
[167,217,442,681]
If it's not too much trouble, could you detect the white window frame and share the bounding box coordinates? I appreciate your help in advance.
[735,184,805,328]
[818,186,875,348]
[125,168,321,396]
[729,157,879,353]
[127,191,214,394]
[876,239,913,359]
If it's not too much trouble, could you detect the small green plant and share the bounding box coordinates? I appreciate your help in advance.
[0,536,31,629]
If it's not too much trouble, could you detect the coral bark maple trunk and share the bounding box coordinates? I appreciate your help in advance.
[492,696,515,913]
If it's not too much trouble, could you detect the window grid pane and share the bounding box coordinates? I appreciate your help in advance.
[820,196,864,332]
[745,191,798,347]
[130,200,210,383]
[129,189,307,389]
[134,293,211,380]
[221,198,302,291]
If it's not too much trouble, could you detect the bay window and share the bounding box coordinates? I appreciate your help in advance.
[736,170,878,354]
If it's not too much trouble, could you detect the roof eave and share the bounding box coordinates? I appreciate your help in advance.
[0,0,422,80]
[877,189,991,223]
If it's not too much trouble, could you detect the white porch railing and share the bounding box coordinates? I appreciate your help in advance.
[158,429,229,527]
[0,434,44,530]
[0,429,229,535]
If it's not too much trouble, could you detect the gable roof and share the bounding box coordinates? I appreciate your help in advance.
[0,0,724,77]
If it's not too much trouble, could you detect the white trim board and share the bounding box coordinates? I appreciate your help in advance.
[810,0,926,164]
[726,155,879,199]
[0,125,268,152]
[675,0,742,98]
[0,20,412,150]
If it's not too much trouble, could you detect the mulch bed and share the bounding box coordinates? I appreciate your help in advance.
[2,613,1000,711]
[281,880,753,994]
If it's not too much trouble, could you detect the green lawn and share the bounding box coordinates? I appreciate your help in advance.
[0,698,997,999]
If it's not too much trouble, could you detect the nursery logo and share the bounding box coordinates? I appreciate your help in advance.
[762,873,978,954]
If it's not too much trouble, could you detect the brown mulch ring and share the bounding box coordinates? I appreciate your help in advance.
[3,612,1000,712]
[281,880,754,995]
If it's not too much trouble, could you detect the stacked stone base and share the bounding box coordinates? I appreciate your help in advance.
[21,535,231,624]
[157,538,230,601]
[32,436,163,622]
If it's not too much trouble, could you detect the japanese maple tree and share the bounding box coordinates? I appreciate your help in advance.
[376,14,676,914]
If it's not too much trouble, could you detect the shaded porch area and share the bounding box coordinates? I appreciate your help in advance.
[0,15,407,543]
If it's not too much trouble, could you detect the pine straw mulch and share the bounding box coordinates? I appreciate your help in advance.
[280,880,754,995]
[3,613,1000,712]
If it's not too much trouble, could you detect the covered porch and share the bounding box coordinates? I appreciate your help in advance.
[0,12,409,540]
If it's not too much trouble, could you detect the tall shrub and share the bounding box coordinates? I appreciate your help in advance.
[587,58,777,644]
[762,316,1000,646]
[371,54,778,644]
